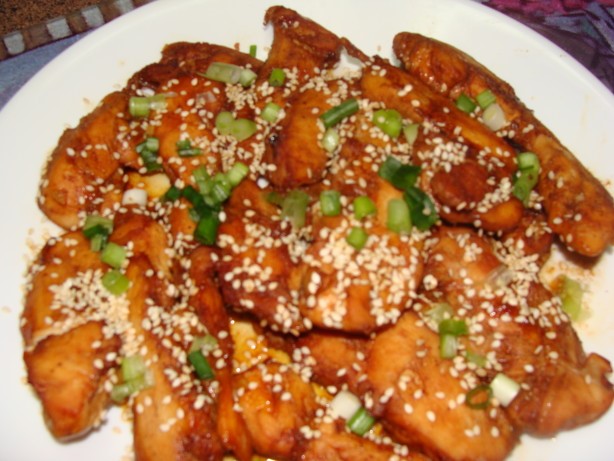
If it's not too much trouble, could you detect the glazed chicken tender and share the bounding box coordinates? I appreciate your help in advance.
[21,5,613,461]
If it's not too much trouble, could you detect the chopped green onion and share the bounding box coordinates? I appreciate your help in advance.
[425,302,453,324]
[265,191,285,207]
[136,137,162,172]
[281,190,310,229]
[512,152,540,206]
[110,374,151,403]
[490,373,520,407]
[226,162,249,187]
[320,98,359,128]
[353,196,377,220]
[386,198,412,234]
[231,118,258,142]
[194,208,220,246]
[320,190,342,217]
[390,164,421,191]
[476,89,496,109]
[249,44,257,58]
[128,94,168,119]
[438,318,469,336]
[121,355,147,382]
[215,111,235,136]
[403,123,420,146]
[83,223,110,241]
[482,103,507,131]
[557,275,584,321]
[372,109,402,138]
[100,242,126,269]
[439,333,458,359]
[465,384,492,410]
[89,233,107,252]
[347,407,376,436]
[268,68,286,87]
[404,186,439,230]
[209,173,232,204]
[188,349,215,380]
[465,350,487,367]
[163,185,182,202]
[129,96,151,118]
[101,269,130,295]
[321,127,340,152]
[193,166,213,196]
[346,226,368,250]
[202,62,243,85]
[377,156,402,182]
[176,138,202,157]
[189,334,218,354]
[261,102,282,123]
[239,68,257,87]
[455,93,477,113]
[83,215,113,237]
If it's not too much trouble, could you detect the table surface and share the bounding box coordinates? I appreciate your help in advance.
[1,0,613,112]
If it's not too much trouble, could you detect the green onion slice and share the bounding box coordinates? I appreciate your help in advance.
[321,127,340,153]
[404,186,439,231]
[320,98,359,128]
[202,62,251,86]
[230,118,258,142]
[353,196,377,220]
[128,94,168,119]
[465,350,488,367]
[100,242,127,269]
[512,152,540,205]
[102,269,130,295]
[557,275,584,321]
[194,208,220,246]
[372,109,402,138]
[188,350,215,380]
[378,156,403,182]
[390,164,421,191]
[163,185,182,202]
[261,102,282,123]
[176,138,202,157]
[320,190,342,217]
[249,44,257,58]
[439,333,458,359]
[346,226,368,250]
[268,68,286,87]
[190,334,218,354]
[281,190,311,229]
[347,407,376,436]
[455,93,477,113]
[476,89,496,109]
[465,384,492,410]
[403,123,420,146]
[121,355,147,382]
[226,162,249,187]
[438,318,469,336]
[386,198,412,234]
[83,215,113,238]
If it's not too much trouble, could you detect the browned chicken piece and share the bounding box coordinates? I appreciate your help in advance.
[232,360,319,459]
[23,321,120,440]
[300,420,429,461]
[500,210,554,266]
[123,257,225,461]
[360,58,517,173]
[216,179,307,335]
[188,246,253,461]
[366,311,518,461]
[393,32,614,257]
[38,91,130,229]
[421,226,613,436]
[265,82,339,188]
[430,159,523,232]
[21,230,107,347]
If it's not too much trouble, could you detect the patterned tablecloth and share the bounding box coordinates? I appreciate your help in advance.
[0,0,612,110]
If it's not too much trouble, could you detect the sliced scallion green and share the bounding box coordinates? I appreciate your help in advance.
[320,98,359,128]
[100,242,126,269]
[176,138,202,157]
[439,333,458,359]
[390,164,421,191]
[261,102,282,123]
[353,196,376,220]
[249,44,257,58]
[372,109,402,138]
[226,162,249,187]
[476,89,496,109]
[202,62,243,85]
[346,226,368,250]
[438,318,469,336]
[194,208,220,246]
[163,185,182,202]
[377,156,402,182]
[404,186,439,231]
[347,407,376,436]
[268,68,286,87]
[281,190,310,229]
[558,275,584,321]
[455,93,477,113]
[386,198,412,234]
[101,269,130,295]
[465,384,492,410]
[188,349,215,380]
[320,190,342,217]
[403,123,420,146]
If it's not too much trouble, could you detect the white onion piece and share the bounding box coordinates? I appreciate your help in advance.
[122,188,148,207]
[482,102,507,131]
[330,390,362,420]
[491,373,520,406]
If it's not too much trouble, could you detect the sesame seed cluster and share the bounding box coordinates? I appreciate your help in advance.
[21,6,613,461]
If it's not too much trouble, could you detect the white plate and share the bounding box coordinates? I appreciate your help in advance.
[0,0,612,459]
